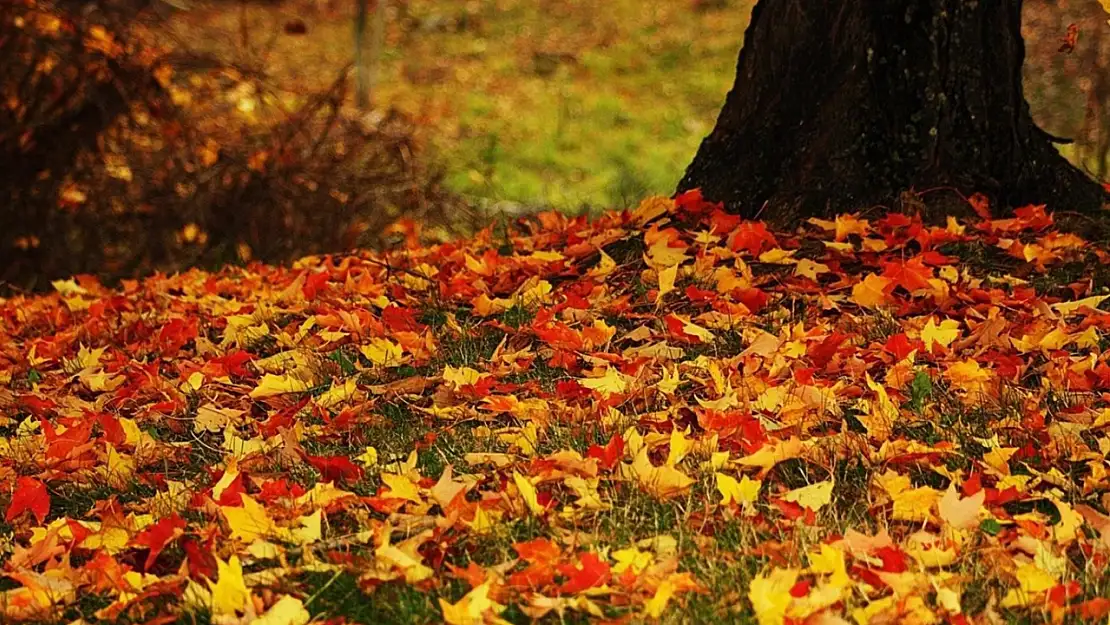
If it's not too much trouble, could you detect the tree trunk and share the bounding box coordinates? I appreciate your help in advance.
[678,0,1109,220]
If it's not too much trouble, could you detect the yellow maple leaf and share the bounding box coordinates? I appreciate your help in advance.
[102,444,136,490]
[208,555,249,616]
[622,448,695,499]
[512,471,545,515]
[380,473,423,503]
[807,543,850,588]
[856,374,898,442]
[440,580,506,625]
[716,473,761,509]
[587,249,617,279]
[794,259,830,280]
[248,595,310,625]
[611,546,653,574]
[782,479,834,512]
[749,567,799,625]
[758,248,795,264]
[656,264,678,306]
[943,359,992,394]
[835,214,871,241]
[316,378,359,409]
[632,196,674,225]
[1051,294,1109,317]
[735,438,803,475]
[656,365,681,395]
[361,338,404,367]
[644,237,689,270]
[499,422,540,457]
[249,373,310,398]
[665,427,693,466]
[920,317,960,352]
[579,366,629,395]
[222,495,277,543]
[644,576,677,618]
[892,486,941,523]
[851,273,893,308]
[356,446,379,468]
[443,365,484,389]
[1000,562,1058,608]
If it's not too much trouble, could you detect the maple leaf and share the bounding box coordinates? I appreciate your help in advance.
[355,446,379,468]
[208,555,249,616]
[749,567,799,625]
[943,359,993,394]
[716,472,761,510]
[440,580,507,625]
[221,494,278,543]
[586,433,625,470]
[578,366,629,395]
[968,192,992,220]
[251,595,310,625]
[834,214,870,241]
[131,514,186,570]
[851,273,893,308]
[782,479,834,512]
[558,552,612,594]
[937,484,984,530]
[249,373,311,398]
[361,338,404,367]
[656,263,678,306]
[621,448,695,498]
[6,477,50,525]
[881,257,933,292]
[920,317,960,352]
[306,454,364,484]
[380,473,423,503]
[512,471,545,516]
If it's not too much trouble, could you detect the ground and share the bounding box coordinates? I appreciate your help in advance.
[4,193,1110,623]
[162,0,758,209]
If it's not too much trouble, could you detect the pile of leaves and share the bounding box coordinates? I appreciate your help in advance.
[4,191,1110,623]
[0,0,466,292]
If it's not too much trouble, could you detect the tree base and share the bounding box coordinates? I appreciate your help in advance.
[678,0,1109,221]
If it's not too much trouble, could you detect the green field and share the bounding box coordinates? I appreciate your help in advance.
[168,0,754,210]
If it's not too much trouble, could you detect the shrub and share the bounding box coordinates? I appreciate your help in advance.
[0,0,467,292]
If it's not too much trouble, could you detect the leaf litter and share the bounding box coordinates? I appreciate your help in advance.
[2,192,1110,623]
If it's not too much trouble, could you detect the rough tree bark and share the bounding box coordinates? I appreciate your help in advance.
[678,0,1109,219]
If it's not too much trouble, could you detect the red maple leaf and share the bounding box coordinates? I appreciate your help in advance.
[587,433,625,471]
[558,552,611,594]
[306,455,364,484]
[967,192,992,221]
[182,536,218,581]
[158,317,198,356]
[302,269,331,301]
[880,257,933,292]
[6,477,49,524]
[728,221,777,255]
[95,411,127,446]
[514,537,562,564]
[132,514,186,570]
[381,305,425,332]
[807,332,849,369]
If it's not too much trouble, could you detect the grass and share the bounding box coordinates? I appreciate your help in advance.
[162,0,753,210]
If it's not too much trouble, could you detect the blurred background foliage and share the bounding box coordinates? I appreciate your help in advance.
[1,0,1108,291]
